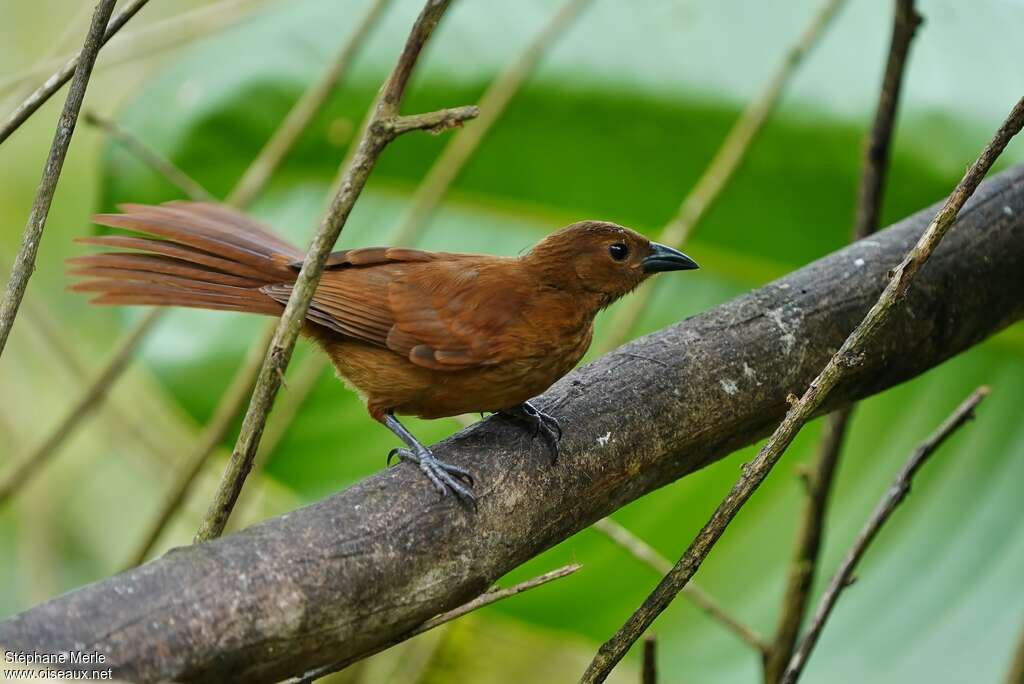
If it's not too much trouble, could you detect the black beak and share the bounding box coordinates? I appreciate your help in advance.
[642,242,699,273]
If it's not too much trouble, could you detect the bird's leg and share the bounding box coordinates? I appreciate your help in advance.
[500,401,562,463]
[380,411,476,504]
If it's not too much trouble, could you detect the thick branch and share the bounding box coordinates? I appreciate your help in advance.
[0,0,150,145]
[781,387,989,683]
[1,166,1021,683]
[0,0,117,357]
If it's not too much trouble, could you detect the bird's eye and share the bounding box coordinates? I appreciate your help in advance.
[608,243,629,261]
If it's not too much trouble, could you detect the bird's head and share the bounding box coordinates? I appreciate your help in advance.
[524,220,699,306]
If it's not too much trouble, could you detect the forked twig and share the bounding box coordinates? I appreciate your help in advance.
[764,2,921,680]
[193,0,479,543]
[781,387,989,683]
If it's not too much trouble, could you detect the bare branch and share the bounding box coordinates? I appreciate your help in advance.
[594,0,848,357]
[384,106,481,137]
[193,0,478,543]
[765,407,852,679]
[580,96,1024,683]
[781,387,990,683]
[851,0,922,242]
[0,0,150,146]
[227,0,393,207]
[289,564,583,683]
[764,3,921,679]
[0,0,118,357]
[0,309,161,506]
[593,518,768,653]
[84,111,217,202]
[390,0,593,245]
[642,634,657,684]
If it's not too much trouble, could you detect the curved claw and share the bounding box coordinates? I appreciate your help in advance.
[502,402,563,464]
[389,447,476,506]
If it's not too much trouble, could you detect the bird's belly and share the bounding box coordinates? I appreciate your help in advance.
[321,335,588,420]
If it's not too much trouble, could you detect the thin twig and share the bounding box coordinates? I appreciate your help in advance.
[764,3,921,680]
[580,96,1024,684]
[389,0,592,245]
[1005,618,1024,684]
[123,324,276,568]
[0,0,150,145]
[594,518,768,654]
[84,111,218,202]
[593,0,847,357]
[16,293,178,464]
[0,242,178,464]
[0,0,118,357]
[193,0,479,543]
[127,0,391,554]
[228,0,392,207]
[764,407,852,679]
[781,387,990,683]
[254,355,327,466]
[289,563,582,683]
[0,112,218,505]
[0,310,161,506]
[850,0,922,243]
[0,0,270,98]
[0,1,96,112]
[642,634,657,684]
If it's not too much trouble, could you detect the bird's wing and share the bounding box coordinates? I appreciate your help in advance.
[384,259,531,370]
[264,251,530,371]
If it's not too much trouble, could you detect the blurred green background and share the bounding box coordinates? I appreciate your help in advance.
[1,0,1023,682]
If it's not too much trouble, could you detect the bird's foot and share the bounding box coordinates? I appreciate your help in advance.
[388,445,476,505]
[501,401,562,463]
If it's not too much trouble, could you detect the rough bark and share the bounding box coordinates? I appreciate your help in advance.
[2,166,1023,683]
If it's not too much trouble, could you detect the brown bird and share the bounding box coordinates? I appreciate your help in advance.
[68,202,698,503]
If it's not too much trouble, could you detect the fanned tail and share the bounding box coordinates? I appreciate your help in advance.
[68,202,302,316]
